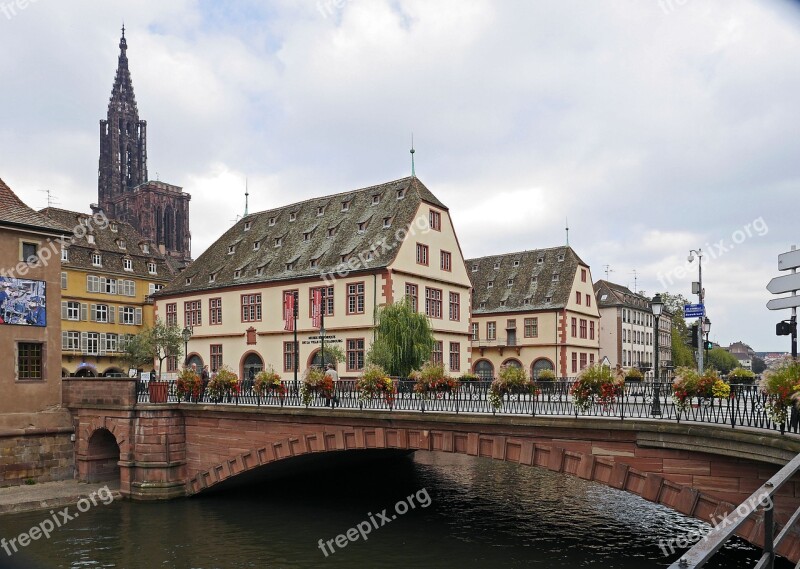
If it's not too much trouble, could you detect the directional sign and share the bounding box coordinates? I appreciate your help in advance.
[767,296,800,311]
[766,273,800,295]
[779,249,800,271]
[684,304,705,318]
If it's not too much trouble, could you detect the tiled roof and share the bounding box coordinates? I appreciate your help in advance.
[157,177,447,295]
[594,280,650,309]
[40,207,174,281]
[0,178,70,233]
[466,246,586,314]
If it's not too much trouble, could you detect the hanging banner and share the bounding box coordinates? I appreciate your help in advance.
[284,293,295,331]
[312,288,322,328]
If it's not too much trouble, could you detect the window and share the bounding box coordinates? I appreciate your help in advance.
[440,251,452,271]
[241,294,262,322]
[20,242,37,264]
[18,343,43,380]
[580,353,587,370]
[557,254,565,262]
[581,268,587,282]
[416,243,429,266]
[84,332,99,355]
[425,287,442,319]
[289,211,297,222]
[167,355,178,373]
[572,352,578,374]
[487,322,496,341]
[472,264,478,272]
[274,237,282,247]
[63,301,80,321]
[341,201,350,212]
[487,281,494,289]
[166,303,177,326]
[552,274,559,282]
[479,302,486,310]
[92,304,109,323]
[524,318,538,338]
[383,217,392,228]
[523,298,531,305]
[347,338,365,371]
[210,298,222,325]
[148,262,157,274]
[371,194,380,205]
[253,241,260,251]
[303,231,312,242]
[317,206,325,216]
[580,319,587,339]
[269,217,276,226]
[357,222,367,233]
[60,272,67,289]
[327,227,336,238]
[309,259,318,269]
[104,278,117,295]
[507,279,514,287]
[494,262,500,270]
[109,222,118,232]
[590,354,595,366]
[347,282,365,314]
[448,343,461,373]
[61,247,69,262]
[148,283,164,295]
[93,253,102,267]
[571,317,577,337]
[141,243,149,253]
[120,306,142,325]
[471,323,479,341]
[123,258,132,271]
[210,344,223,372]
[531,276,537,284]
[309,286,334,317]
[449,292,460,321]
[396,188,405,200]
[105,333,118,353]
[284,342,296,372]
[537,257,544,265]
[545,296,552,303]
[576,292,582,305]
[590,321,595,340]
[431,341,443,365]
[185,277,192,285]
[586,294,591,307]
[185,300,202,327]
[244,221,251,231]
[62,331,79,351]
[429,210,441,231]
[118,239,126,249]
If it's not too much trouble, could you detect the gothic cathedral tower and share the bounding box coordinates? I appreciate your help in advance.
[98,27,192,268]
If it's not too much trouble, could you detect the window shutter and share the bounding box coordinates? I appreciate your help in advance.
[109,306,115,324]
[80,332,88,352]
[99,333,107,355]
[86,275,91,292]
[81,303,88,321]
[62,331,68,349]
[90,304,97,322]
[135,308,142,325]
[61,301,68,320]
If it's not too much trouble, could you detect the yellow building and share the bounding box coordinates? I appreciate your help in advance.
[41,207,175,377]
[467,246,600,378]
[154,177,472,380]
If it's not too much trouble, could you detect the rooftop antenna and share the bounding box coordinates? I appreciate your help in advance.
[565,217,569,246]
[630,269,639,293]
[244,177,249,217]
[39,189,59,212]
[410,134,416,178]
[603,264,614,280]
[230,214,241,224]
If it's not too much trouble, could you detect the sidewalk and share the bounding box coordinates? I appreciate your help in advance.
[0,479,122,515]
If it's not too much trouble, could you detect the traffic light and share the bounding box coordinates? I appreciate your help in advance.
[690,323,699,346]
[704,340,713,350]
[777,320,796,336]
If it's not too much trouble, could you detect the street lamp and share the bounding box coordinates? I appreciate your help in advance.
[182,326,192,366]
[688,249,704,373]
[703,317,711,363]
[650,293,664,416]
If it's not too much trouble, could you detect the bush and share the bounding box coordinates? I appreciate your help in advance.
[254,367,284,396]
[176,367,202,401]
[570,364,623,412]
[536,369,556,382]
[489,365,536,410]
[672,367,730,411]
[728,367,756,383]
[413,362,457,395]
[759,358,800,424]
[625,368,644,381]
[357,364,394,403]
[207,366,239,401]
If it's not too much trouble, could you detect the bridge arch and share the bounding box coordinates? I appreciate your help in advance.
[84,428,121,483]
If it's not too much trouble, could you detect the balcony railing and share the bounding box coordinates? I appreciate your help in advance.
[471,337,517,348]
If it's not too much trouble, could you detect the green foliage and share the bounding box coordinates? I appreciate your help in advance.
[207,365,239,400]
[367,299,435,377]
[356,364,393,402]
[489,365,535,409]
[758,357,800,424]
[176,367,202,401]
[625,368,644,381]
[317,345,345,365]
[751,356,767,375]
[254,367,284,396]
[658,291,696,368]
[727,367,756,383]
[705,347,739,374]
[122,318,183,379]
[536,369,556,382]
[570,364,623,412]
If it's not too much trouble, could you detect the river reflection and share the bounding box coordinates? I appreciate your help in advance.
[2,451,788,568]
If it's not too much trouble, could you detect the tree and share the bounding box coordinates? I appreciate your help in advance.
[367,298,435,377]
[705,347,739,374]
[752,356,767,374]
[122,318,183,379]
[658,292,695,369]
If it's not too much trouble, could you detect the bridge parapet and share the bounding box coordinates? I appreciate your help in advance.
[62,377,137,409]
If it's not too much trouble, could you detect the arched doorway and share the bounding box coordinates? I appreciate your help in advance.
[75,363,97,378]
[242,352,264,383]
[85,428,120,483]
[187,354,203,371]
[531,358,555,379]
[473,360,494,380]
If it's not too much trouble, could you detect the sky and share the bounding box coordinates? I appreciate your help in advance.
[1,0,799,352]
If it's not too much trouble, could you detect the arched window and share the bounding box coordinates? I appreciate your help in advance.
[502,359,522,369]
[532,358,555,379]
[243,353,263,382]
[187,354,203,370]
[474,360,494,380]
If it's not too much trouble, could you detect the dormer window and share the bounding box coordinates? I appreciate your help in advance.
[255,267,264,277]
[500,300,506,307]
[234,270,241,279]
[253,241,261,251]
[109,222,118,232]
[341,201,350,212]
[274,237,282,247]
[142,243,150,254]
[244,221,251,231]
[87,234,95,245]
[310,258,319,269]
[537,257,544,264]
[317,206,325,216]
[513,260,520,267]
[286,262,295,271]
[303,231,312,242]
[269,217,276,227]
[209,273,216,283]
[557,254,565,262]
[371,194,380,205]
[487,281,494,289]
[228,245,236,254]
[340,255,348,263]
[365,251,374,261]
[479,302,486,310]
[92,253,102,267]
[396,189,405,200]
[552,274,559,282]
[493,262,500,270]
[357,222,367,234]
[524,298,531,305]
[327,227,336,238]
[531,276,537,283]
[289,212,297,222]
[118,239,126,249]
[185,277,192,285]
[123,258,133,271]
[507,279,514,287]
[148,262,157,275]
[545,296,552,303]
[471,264,478,272]
[61,248,69,262]
[383,217,392,228]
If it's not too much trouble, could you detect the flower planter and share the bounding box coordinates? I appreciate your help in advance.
[148,381,169,403]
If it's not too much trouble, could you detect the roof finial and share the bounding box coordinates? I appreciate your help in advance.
[565,217,569,246]
[244,177,249,217]
[121,22,125,38]
[410,133,416,178]
[119,22,127,52]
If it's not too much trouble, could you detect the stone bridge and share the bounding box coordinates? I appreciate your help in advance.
[62,378,800,562]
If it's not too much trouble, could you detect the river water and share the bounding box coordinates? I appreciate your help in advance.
[1,451,789,569]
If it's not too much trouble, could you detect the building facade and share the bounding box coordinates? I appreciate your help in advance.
[153,177,472,380]
[594,280,673,379]
[466,246,600,379]
[98,29,192,268]
[41,207,174,377]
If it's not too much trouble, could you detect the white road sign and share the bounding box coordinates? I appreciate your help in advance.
[767,296,800,311]
[767,272,800,294]
[778,249,800,271]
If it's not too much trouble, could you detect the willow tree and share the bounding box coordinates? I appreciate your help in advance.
[367,298,435,377]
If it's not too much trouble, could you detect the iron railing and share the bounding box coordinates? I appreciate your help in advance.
[135,379,799,435]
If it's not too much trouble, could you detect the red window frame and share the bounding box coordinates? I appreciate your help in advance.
[487,321,496,340]
[581,268,587,282]
[405,283,418,312]
[572,352,578,374]
[586,294,591,307]
[283,341,295,372]
[431,341,443,365]
[571,317,577,338]
[449,342,460,372]
[580,352,587,370]
[449,291,460,321]
[416,243,429,266]
[524,317,538,338]
[429,210,441,231]
[580,319,587,339]
[166,303,177,327]
[184,300,201,327]
[576,291,581,305]
[425,287,442,319]
[440,250,452,272]
[346,338,365,371]
[241,293,262,322]
[347,282,365,315]
[210,344,223,372]
[590,321,595,340]
[471,322,479,341]
[209,297,222,325]
[309,286,334,317]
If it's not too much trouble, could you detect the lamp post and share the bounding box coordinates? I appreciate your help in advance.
[182,326,192,367]
[703,316,711,363]
[650,293,664,416]
[688,249,704,372]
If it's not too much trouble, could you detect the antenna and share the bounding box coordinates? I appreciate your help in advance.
[230,214,242,224]
[39,189,59,211]
[630,269,639,293]
[410,134,416,178]
[603,265,614,280]
[244,177,249,217]
[565,217,569,246]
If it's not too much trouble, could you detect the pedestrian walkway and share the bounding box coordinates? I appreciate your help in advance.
[0,479,121,515]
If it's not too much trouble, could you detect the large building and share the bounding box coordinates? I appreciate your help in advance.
[98,28,192,268]
[153,177,472,379]
[0,178,75,484]
[466,246,600,379]
[41,207,175,377]
[594,280,673,378]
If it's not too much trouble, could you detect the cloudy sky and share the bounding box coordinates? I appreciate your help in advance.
[1,0,799,351]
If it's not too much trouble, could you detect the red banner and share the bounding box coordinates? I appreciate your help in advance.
[284,293,295,331]
[312,288,322,328]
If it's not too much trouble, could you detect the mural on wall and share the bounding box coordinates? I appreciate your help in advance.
[0,277,46,326]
